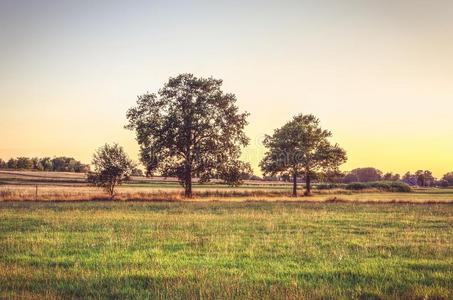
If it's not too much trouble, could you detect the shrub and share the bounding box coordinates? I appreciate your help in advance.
[316,183,345,190]
[346,181,411,192]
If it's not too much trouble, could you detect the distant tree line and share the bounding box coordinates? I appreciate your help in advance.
[401,170,453,187]
[342,168,441,187]
[260,166,453,187]
[0,157,90,173]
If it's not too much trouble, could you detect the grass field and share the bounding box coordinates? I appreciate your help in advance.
[1,201,452,299]
[1,171,452,299]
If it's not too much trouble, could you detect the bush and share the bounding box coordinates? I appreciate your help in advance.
[345,181,411,193]
[316,183,345,190]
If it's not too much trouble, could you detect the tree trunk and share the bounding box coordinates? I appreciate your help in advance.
[304,173,312,196]
[185,177,192,198]
[109,182,116,200]
[292,172,298,197]
[184,167,193,198]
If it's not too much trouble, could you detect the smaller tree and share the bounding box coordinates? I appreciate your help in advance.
[88,143,135,199]
[260,114,347,197]
[0,159,6,169]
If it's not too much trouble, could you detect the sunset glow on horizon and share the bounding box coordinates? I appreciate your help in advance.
[1,0,453,177]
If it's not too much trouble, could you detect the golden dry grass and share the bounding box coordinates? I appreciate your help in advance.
[1,170,453,203]
[1,184,453,204]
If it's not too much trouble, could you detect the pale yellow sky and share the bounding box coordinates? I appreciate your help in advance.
[1,1,453,177]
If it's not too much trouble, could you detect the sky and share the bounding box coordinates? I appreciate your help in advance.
[1,0,453,177]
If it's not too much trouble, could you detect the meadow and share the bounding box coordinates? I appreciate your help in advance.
[1,201,452,299]
[0,171,452,299]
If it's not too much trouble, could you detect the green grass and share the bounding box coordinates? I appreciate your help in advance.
[1,201,452,299]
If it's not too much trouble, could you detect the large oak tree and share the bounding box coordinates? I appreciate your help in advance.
[126,74,249,197]
[260,114,347,197]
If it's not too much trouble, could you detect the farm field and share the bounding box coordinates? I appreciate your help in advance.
[0,170,289,187]
[1,201,452,299]
[1,170,453,203]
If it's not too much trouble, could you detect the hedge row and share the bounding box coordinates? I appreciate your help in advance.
[316,181,411,192]
[345,181,411,192]
[316,183,346,190]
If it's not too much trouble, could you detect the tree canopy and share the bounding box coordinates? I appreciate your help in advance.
[260,114,347,196]
[126,73,250,197]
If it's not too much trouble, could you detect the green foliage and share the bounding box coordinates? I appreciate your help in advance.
[260,114,347,196]
[126,74,249,197]
[88,143,135,199]
[0,201,451,299]
[346,181,412,192]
